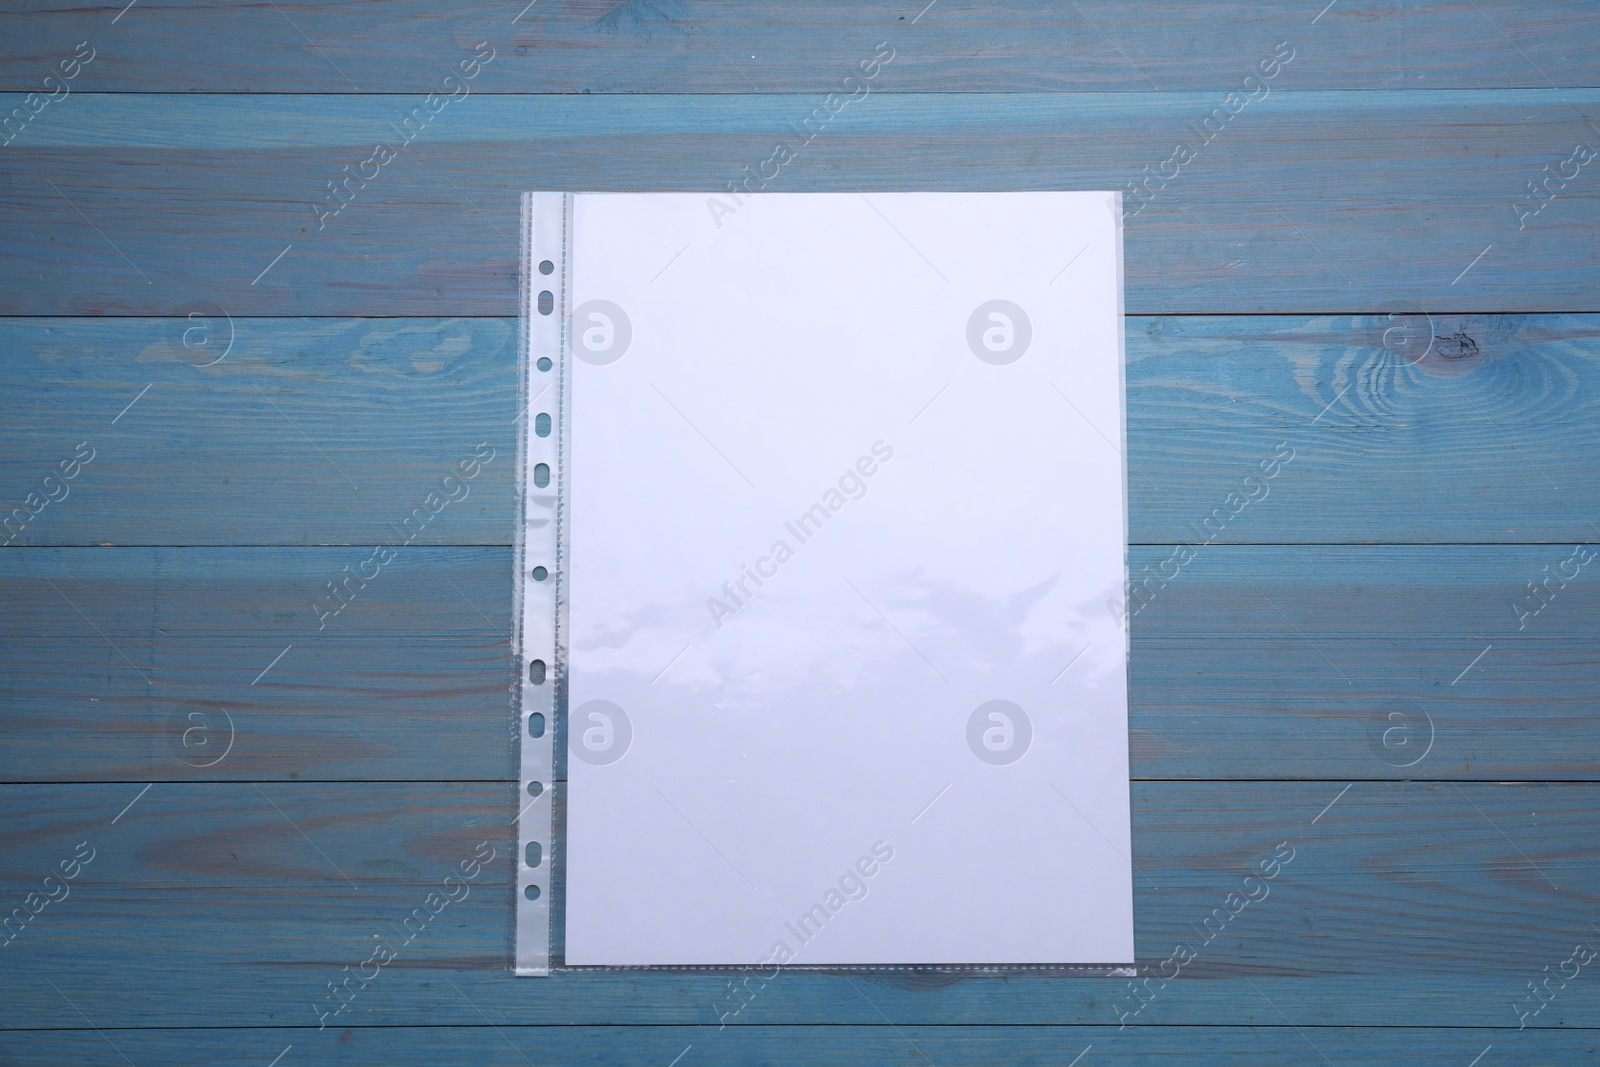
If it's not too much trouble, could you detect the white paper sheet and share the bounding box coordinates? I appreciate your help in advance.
[556,191,1132,966]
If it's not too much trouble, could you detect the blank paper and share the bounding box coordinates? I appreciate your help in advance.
[555,191,1132,967]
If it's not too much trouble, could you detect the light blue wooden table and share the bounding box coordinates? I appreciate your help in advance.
[2,2,1598,1063]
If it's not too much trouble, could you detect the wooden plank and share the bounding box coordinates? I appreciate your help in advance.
[1,781,1596,1027]
[3,1,1596,93]
[0,782,510,890]
[3,315,1597,547]
[0,1025,1585,1067]
[0,317,519,547]
[1,3,1592,1060]
[2,544,1597,782]
[0,548,519,783]
[2,92,1597,315]
[1121,312,1600,544]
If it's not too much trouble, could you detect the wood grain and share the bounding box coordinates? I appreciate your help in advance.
[3,0,1597,92]
[0,317,520,546]
[3,315,1597,546]
[1,782,1596,1029]
[3,545,1597,782]
[3,2,1598,1056]
[2,92,1597,315]
[1,1027,1590,1067]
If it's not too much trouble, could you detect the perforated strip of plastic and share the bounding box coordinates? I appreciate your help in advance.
[514,191,568,976]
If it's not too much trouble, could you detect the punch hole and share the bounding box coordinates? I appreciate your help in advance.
[525,842,542,868]
[524,884,542,901]
[535,412,551,437]
[538,291,554,315]
[534,463,550,488]
[526,781,543,797]
[529,659,547,685]
[531,566,548,581]
[537,356,552,372]
[528,712,545,737]
[539,259,554,275]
